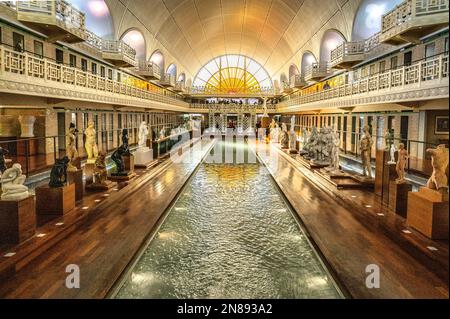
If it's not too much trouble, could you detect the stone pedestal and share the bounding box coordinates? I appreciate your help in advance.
[68,169,84,202]
[36,184,76,216]
[382,163,397,205]
[0,196,36,244]
[389,182,412,217]
[407,187,449,239]
[134,147,153,168]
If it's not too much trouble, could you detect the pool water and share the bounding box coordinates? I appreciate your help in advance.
[115,140,342,299]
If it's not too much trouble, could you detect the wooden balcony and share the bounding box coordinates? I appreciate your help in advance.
[380,0,449,45]
[173,81,186,93]
[135,60,161,80]
[304,62,333,82]
[290,75,307,89]
[330,42,366,70]
[16,0,86,43]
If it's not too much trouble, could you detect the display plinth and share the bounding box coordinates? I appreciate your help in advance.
[407,187,449,239]
[375,150,387,196]
[84,163,95,184]
[0,196,36,244]
[134,147,154,168]
[382,163,397,205]
[123,155,135,173]
[86,180,115,192]
[36,183,76,216]
[388,181,412,217]
[67,169,84,202]
[109,172,137,182]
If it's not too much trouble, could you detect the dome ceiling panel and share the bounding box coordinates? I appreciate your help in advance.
[108,0,354,77]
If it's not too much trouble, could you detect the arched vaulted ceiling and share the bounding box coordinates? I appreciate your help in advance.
[106,0,360,78]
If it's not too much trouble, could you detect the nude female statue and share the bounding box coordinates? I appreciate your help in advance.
[84,120,98,162]
[395,143,409,184]
[360,125,373,179]
[66,123,79,172]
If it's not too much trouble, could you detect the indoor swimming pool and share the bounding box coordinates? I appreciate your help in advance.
[114,140,342,299]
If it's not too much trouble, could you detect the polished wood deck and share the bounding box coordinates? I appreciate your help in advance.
[256,143,448,299]
[0,140,213,299]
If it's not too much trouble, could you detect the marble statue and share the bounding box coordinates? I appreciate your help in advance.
[0,146,8,174]
[84,120,98,163]
[305,127,319,160]
[138,122,149,149]
[112,129,131,175]
[269,118,276,130]
[49,156,69,188]
[66,123,79,172]
[426,144,449,192]
[388,143,397,164]
[384,129,394,151]
[311,127,331,165]
[395,143,409,184]
[300,128,310,155]
[289,116,297,152]
[93,151,108,186]
[0,163,29,201]
[280,123,289,149]
[159,128,166,140]
[360,125,373,179]
[328,126,341,172]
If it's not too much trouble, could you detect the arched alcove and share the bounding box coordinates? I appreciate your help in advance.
[121,29,146,60]
[150,50,165,73]
[280,73,288,87]
[178,73,186,83]
[320,30,346,62]
[301,51,317,75]
[68,0,114,38]
[289,64,300,80]
[167,64,177,78]
[352,0,404,41]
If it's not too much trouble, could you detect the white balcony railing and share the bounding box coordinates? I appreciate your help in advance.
[0,45,188,108]
[135,60,161,79]
[188,86,280,97]
[189,103,278,113]
[290,74,307,89]
[15,0,86,39]
[304,62,332,81]
[101,39,136,64]
[279,53,449,109]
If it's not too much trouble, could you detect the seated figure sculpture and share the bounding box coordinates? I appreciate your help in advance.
[111,129,131,176]
[426,144,449,193]
[93,151,108,186]
[49,157,70,188]
[1,163,29,201]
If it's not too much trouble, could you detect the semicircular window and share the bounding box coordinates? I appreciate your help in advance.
[193,55,273,95]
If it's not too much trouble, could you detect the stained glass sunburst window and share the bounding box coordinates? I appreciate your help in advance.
[192,55,273,95]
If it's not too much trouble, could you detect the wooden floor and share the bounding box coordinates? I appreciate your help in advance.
[256,143,448,299]
[0,140,213,299]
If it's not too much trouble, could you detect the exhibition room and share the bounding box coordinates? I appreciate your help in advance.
[0,0,448,300]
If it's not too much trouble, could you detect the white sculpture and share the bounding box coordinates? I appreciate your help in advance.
[388,143,396,164]
[328,126,341,173]
[18,115,36,138]
[360,125,373,179]
[395,143,409,184]
[426,144,449,192]
[84,120,99,163]
[1,163,29,201]
[159,128,166,140]
[138,122,149,148]
[280,123,289,149]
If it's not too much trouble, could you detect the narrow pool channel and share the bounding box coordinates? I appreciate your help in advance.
[114,139,342,299]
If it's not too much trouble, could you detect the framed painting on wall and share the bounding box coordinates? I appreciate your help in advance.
[435,116,449,135]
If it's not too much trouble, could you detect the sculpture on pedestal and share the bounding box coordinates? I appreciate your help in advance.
[84,120,98,163]
[395,143,409,184]
[138,122,149,149]
[66,123,79,172]
[93,151,108,187]
[159,128,166,140]
[426,144,449,192]
[49,157,70,188]
[328,126,341,173]
[0,146,8,174]
[112,129,131,175]
[305,127,319,160]
[280,123,289,149]
[311,127,331,165]
[0,163,29,201]
[300,128,310,155]
[360,125,373,179]
[384,129,394,151]
[388,143,397,164]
